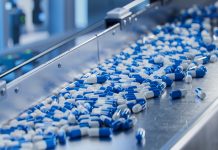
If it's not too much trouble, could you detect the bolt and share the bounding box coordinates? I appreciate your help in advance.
[14,87,19,94]
[58,63,62,68]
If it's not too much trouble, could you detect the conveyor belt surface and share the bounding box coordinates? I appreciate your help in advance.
[56,63,218,150]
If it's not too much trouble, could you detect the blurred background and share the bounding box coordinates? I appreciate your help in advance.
[0,0,132,82]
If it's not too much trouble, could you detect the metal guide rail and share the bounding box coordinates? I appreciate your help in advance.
[0,0,217,149]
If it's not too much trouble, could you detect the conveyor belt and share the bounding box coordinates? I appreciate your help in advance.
[54,63,218,150]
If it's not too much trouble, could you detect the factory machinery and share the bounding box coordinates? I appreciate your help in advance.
[0,0,218,149]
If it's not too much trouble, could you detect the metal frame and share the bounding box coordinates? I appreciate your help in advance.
[0,0,156,124]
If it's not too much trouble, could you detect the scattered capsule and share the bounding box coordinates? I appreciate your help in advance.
[170,89,187,99]
[195,88,206,99]
[187,66,207,78]
[135,128,146,143]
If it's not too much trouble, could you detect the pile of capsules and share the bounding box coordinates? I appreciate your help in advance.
[0,1,218,149]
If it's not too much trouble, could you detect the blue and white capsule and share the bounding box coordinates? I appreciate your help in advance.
[187,66,207,78]
[68,127,88,139]
[195,88,206,99]
[124,92,145,100]
[88,128,111,137]
[57,129,66,145]
[161,75,173,87]
[100,115,112,127]
[170,89,187,99]
[85,75,107,84]
[132,101,147,114]
[34,137,56,150]
[144,90,161,99]
[166,72,185,81]
[135,128,146,143]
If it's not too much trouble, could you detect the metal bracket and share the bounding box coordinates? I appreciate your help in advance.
[105,0,166,29]
[0,80,6,96]
[105,7,132,28]
[105,0,150,28]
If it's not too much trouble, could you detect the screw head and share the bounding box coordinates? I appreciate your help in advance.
[14,87,19,93]
[58,63,62,68]
[0,88,5,96]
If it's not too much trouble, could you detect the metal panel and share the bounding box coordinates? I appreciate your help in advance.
[171,98,218,150]
[0,36,99,123]
[97,24,127,63]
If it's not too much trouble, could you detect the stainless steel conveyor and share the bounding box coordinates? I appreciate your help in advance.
[0,0,218,149]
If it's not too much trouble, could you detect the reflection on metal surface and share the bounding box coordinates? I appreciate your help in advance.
[170,97,218,150]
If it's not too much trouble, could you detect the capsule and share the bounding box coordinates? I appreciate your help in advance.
[135,128,146,143]
[124,93,145,100]
[144,90,161,99]
[120,108,131,119]
[112,118,125,131]
[175,66,183,73]
[132,103,146,113]
[170,89,187,99]
[85,75,107,84]
[161,75,173,87]
[34,137,56,150]
[122,116,137,130]
[4,141,20,149]
[21,142,33,149]
[100,115,112,127]
[68,127,87,139]
[187,66,207,78]
[194,56,209,65]
[153,56,164,64]
[88,120,100,128]
[195,88,206,99]
[166,72,185,81]
[88,128,111,137]
[57,129,66,145]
